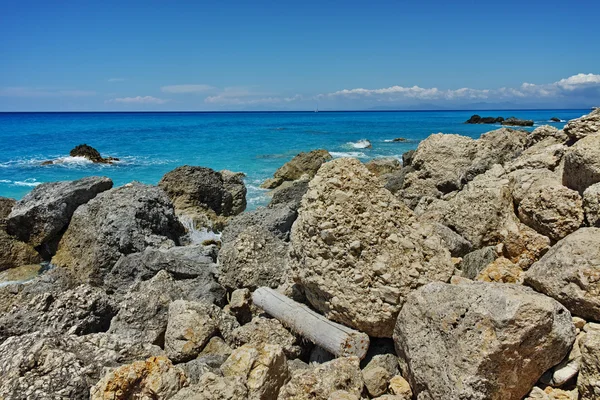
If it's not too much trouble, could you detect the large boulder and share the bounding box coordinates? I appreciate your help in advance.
[578,329,600,400]
[0,230,41,271]
[563,134,600,194]
[290,158,454,337]
[583,183,600,227]
[0,197,15,228]
[268,178,309,211]
[261,149,332,189]
[564,108,600,140]
[393,281,575,400]
[525,228,600,321]
[6,176,113,250]
[525,125,568,148]
[171,372,248,400]
[52,183,185,285]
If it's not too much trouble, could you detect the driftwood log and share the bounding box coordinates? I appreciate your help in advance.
[252,287,370,359]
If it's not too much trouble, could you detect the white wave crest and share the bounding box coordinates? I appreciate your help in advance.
[0,178,41,187]
[330,151,368,159]
[178,214,221,244]
[347,139,372,149]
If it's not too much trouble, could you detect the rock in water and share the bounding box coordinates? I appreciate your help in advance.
[564,108,600,140]
[290,158,454,337]
[501,117,535,127]
[525,228,600,321]
[260,149,332,189]
[6,176,113,250]
[69,144,118,163]
[562,134,600,194]
[52,183,185,285]
[393,281,575,400]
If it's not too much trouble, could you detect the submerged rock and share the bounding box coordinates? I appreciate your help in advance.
[260,149,332,189]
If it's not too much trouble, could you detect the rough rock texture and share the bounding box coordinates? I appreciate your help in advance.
[90,356,187,400]
[526,228,600,321]
[69,144,118,163]
[564,108,600,140]
[278,356,364,400]
[578,329,600,400]
[583,183,600,227]
[506,142,566,173]
[526,387,579,400]
[542,332,582,387]
[0,197,15,228]
[222,204,297,242]
[6,176,113,249]
[290,158,454,337]
[365,158,402,176]
[230,316,302,359]
[430,222,473,257]
[475,257,524,284]
[220,170,248,216]
[563,134,600,194]
[393,281,575,400]
[171,373,248,400]
[502,219,552,269]
[0,331,162,400]
[460,246,497,279]
[526,125,568,148]
[261,149,332,189]
[268,178,309,211]
[389,375,413,399]
[518,183,584,241]
[52,183,185,285]
[165,300,218,363]
[509,168,561,205]
[221,343,288,400]
[362,365,393,397]
[0,230,41,271]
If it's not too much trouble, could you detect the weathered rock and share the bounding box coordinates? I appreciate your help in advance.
[220,170,248,216]
[583,183,600,227]
[278,356,364,400]
[90,356,187,400]
[465,115,503,124]
[165,300,218,363]
[0,230,41,271]
[506,142,566,172]
[389,375,413,399]
[365,158,402,176]
[6,176,113,250]
[526,125,568,147]
[402,150,415,166]
[0,197,15,228]
[564,108,600,140]
[200,336,233,358]
[380,167,413,194]
[509,168,561,205]
[0,331,162,400]
[222,203,297,242]
[290,158,454,337]
[362,365,393,397]
[542,332,582,387]
[230,316,302,359]
[518,183,584,241]
[171,372,248,400]
[268,178,309,210]
[526,386,579,400]
[578,329,600,399]
[563,134,600,194]
[475,257,524,284]
[329,390,360,400]
[261,149,332,189]
[52,183,185,285]
[460,246,497,279]
[525,228,600,321]
[221,343,288,400]
[502,220,551,269]
[431,222,473,257]
[502,117,534,126]
[394,281,575,400]
[69,144,118,163]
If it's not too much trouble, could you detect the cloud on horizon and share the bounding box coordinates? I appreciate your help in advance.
[106,95,169,105]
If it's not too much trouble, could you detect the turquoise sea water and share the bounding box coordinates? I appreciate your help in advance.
[0,110,589,208]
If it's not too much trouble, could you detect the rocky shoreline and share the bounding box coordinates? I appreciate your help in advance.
[0,108,599,399]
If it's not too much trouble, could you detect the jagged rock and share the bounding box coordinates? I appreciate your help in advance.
[279,356,364,400]
[475,257,524,284]
[0,197,15,229]
[0,331,162,400]
[52,183,185,285]
[222,204,297,242]
[506,142,566,172]
[460,246,497,279]
[171,372,248,400]
[362,366,391,397]
[69,144,118,164]
[509,168,561,205]
[105,244,220,296]
[402,150,415,166]
[260,149,332,189]
[542,332,582,387]
[518,183,584,241]
[465,115,504,124]
[220,170,247,216]
[0,284,117,342]
[230,316,302,359]
[394,281,575,400]
[502,117,534,126]
[0,230,41,271]
[578,329,600,399]
[90,356,187,400]
[380,167,413,194]
[179,359,212,384]
[526,387,578,400]
[583,183,600,227]
[221,343,288,400]
[563,134,600,194]
[431,222,473,257]
[526,125,568,147]
[525,228,600,321]
[389,375,412,399]
[290,158,454,337]
[268,178,309,210]
[227,288,253,324]
[6,176,113,251]
[501,219,552,269]
[365,158,402,176]
[200,336,233,359]
[165,300,218,363]
[564,108,600,140]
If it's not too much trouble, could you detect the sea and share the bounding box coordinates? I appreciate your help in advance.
[0,110,589,209]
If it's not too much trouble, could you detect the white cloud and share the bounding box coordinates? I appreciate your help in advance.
[161,84,215,94]
[205,93,302,105]
[556,73,600,90]
[107,78,126,82]
[0,87,96,97]
[107,96,169,104]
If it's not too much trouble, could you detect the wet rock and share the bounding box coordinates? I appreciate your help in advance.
[260,149,332,189]
[578,329,600,399]
[52,183,185,285]
[563,134,600,194]
[6,176,113,251]
[90,356,187,400]
[171,372,248,400]
[290,158,454,337]
[365,158,402,176]
[69,144,118,163]
[583,183,600,227]
[564,108,600,140]
[0,230,41,271]
[394,281,575,400]
[230,316,302,359]
[525,228,600,321]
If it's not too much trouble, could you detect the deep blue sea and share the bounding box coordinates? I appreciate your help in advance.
[0,110,589,209]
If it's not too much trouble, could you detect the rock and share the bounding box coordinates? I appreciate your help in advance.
[465,115,504,124]
[260,149,332,189]
[393,281,575,400]
[563,134,600,194]
[290,158,454,337]
[221,343,288,400]
[0,197,15,228]
[278,357,364,400]
[365,158,402,176]
[230,317,302,359]
[200,336,233,358]
[228,288,253,324]
[165,300,218,363]
[363,366,392,397]
[52,183,185,285]
[220,170,247,216]
[525,228,600,321]
[90,356,187,400]
[178,359,212,384]
[69,144,118,164]
[402,150,415,167]
[551,117,562,123]
[0,230,41,271]
[460,246,497,279]
[583,183,600,227]
[578,329,600,399]
[6,176,113,251]
[518,183,584,241]
[380,168,413,194]
[171,372,248,400]
[564,108,600,140]
[222,204,297,242]
[501,220,551,269]
[268,179,309,210]
[475,257,524,284]
[0,331,162,400]
[431,222,473,257]
[392,137,409,142]
[526,125,568,147]
[362,353,400,377]
[329,390,360,400]
[502,117,535,126]
[506,142,566,173]
[509,168,561,205]
[542,332,582,387]
[526,386,578,400]
[389,375,412,399]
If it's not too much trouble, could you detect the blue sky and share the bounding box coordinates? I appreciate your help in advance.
[1,0,599,111]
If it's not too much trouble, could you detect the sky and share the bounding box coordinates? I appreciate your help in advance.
[1,0,599,111]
